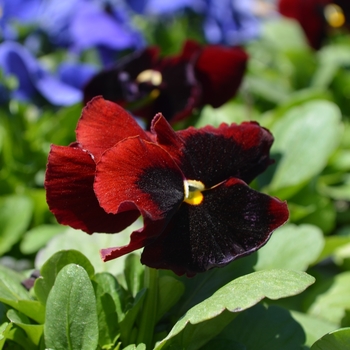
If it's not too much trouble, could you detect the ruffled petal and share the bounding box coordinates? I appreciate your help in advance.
[76,97,150,162]
[194,45,248,107]
[141,177,289,276]
[94,136,184,220]
[100,216,168,261]
[45,144,139,234]
[152,117,274,186]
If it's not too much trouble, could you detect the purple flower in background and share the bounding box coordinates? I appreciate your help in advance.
[1,0,144,64]
[125,0,205,15]
[0,41,96,106]
[0,0,41,39]
[201,0,260,46]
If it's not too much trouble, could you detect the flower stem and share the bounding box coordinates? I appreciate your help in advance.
[136,267,159,348]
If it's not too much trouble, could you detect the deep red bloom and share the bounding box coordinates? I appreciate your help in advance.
[83,40,248,124]
[278,0,349,49]
[45,97,289,276]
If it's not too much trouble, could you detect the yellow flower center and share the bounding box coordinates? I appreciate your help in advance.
[183,180,205,205]
[136,69,162,86]
[324,4,345,28]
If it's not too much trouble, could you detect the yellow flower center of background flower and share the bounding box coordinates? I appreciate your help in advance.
[136,69,162,86]
[183,180,205,205]
[325,4,345,28]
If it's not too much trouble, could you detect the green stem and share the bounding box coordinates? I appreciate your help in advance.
[136,267,159,348]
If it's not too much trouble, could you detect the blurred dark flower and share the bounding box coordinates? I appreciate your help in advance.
[84,40,248,124]
[0,41,93,106]
[278,0,350,49]
[45,97,289,276]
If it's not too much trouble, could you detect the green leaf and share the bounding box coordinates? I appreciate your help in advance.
[255,224,324,271]
[93,272,128,347]
[310,328,350,350]
[157,276,185,322]
[291,311,338,347]
[1,324,37,350]
[122,344,146,350]
[119,289,147,345]
[261,18,309,51]
[268,100,343,198]
[0,265,44,324]
[175,254,257,318]
[6,309,43,346]
[155,270,315,350]
[0,195,33,255]
[312,44,350,88]
[202,305,306,350]
[44,264,99,350]
[20,224,63,255]
[34,249,95,305]
[124,254,144,298]
[306,272,350,324]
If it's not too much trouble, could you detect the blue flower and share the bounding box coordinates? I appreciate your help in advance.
[125,0,205,15]
[0,0,41,39]
[0,41,88,106]
[201,0,260,46]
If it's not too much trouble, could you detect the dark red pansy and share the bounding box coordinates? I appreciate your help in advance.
[45,97,288,276]
[278,0,349,49]
[83,40,248,124]
[45,97,146,234]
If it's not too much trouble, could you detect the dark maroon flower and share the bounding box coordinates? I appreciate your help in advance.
[45,97,288,276]
[83,40,248,124]
[278,0,349,49]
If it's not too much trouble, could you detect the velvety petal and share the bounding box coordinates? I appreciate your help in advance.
[45,144,139,234]
[194,45,248,107]
[94,136,184,220]
[138,53,200,124]
[83,47,159,105]
[76,96,150,162]
[152,116,274,186]
[141,177,289,276]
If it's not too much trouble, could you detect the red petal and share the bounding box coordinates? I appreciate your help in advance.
[45,145,139,234]
[94,137,184,220]
[278,0,329,49]
[152,118,274,186]
[100,217,168,261]
[195,45,248,107]
[76,96,150,162]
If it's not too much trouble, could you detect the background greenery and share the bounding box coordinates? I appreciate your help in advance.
[1,10,350,350]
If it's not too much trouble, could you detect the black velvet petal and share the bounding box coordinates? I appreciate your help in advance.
[141,178,288,276]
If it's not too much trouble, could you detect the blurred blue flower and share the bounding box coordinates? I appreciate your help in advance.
[125,0,205,15]
[1,0,144,63]
[0,0,41,39]
[202,0,260,46]
[0,41,92,106]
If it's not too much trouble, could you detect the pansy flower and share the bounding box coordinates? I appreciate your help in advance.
[45,97,289,276]
[278,0,349,49]
[83,40,248,124]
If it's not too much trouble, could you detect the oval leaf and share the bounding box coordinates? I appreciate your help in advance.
[269,100,342,197]
[44,264,99,350]
[155,270,315,350]
[310,328,350,350]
